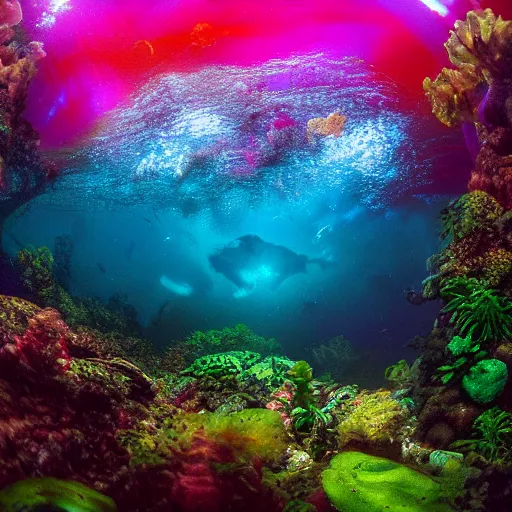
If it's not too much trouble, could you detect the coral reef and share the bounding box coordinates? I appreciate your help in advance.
[336,390,411,454]
[0,0,49,237]
[417,10,512,509]
[425,10,512,209]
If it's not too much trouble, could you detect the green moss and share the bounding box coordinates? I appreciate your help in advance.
[322,452,453,512]
[440,191,503,242]
[17,246,55,295]
[462,359,508,404]
[0,478,116,511]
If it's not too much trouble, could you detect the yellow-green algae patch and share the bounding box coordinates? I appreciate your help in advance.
[322,452,453,512]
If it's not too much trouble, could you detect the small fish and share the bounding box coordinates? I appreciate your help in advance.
[143,217,152,225]
[97,263,107,273]
[153,210,161,224]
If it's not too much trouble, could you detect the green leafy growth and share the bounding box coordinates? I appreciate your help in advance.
[435,333,488,385]
[16,247,141,337]
[287,361,329,433]
[441,277,512,343]
[384,359,413,385]
[185,323,281,357]
[0,477,116,511]
[440,191,503,242]
[451,407,512,462]
[17,246,55,294]
[243,355,295,390]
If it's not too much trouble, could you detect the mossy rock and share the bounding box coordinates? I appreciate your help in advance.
[0,477,116,511]
[322,452,453,512]
[0,295,41,334]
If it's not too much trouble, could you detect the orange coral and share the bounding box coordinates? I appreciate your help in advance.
[307,112,346,141]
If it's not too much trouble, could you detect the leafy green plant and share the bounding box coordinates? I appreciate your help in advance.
[451,407,512,462]
[435,333,488,385]
[441,277,512,342]
[384,359,413,386]
[287,361,330,433]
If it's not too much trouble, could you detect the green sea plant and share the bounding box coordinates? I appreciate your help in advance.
[287,361,329,433]
[384,359,413,386]
[451,407,512,462]
[435,334,488,385]
[0,478,116,511]
[441,277,512,343]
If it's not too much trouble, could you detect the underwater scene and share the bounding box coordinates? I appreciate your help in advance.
[1,0,512,510]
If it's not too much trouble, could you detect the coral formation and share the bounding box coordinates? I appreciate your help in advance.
[0,0,49,234]
[417,11,512,508]
[306,112,347,141]
[336,390,410,452]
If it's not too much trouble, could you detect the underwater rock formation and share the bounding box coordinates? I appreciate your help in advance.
[0,1,49,240]
[424,9,512,209]
[416,9,512,510]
